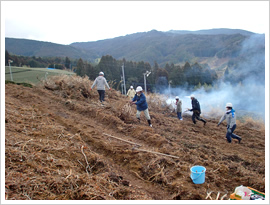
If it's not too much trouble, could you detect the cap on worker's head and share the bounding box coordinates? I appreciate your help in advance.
[99,71,104,76]
[226,102,233,108]
[175,96,179,100]
[190,94,195,98]
[130,86,133,89]
[136,86,143,92]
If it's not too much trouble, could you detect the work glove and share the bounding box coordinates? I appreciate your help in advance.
[109,88,111,91]
[227,128,232,133]
[89,88,92,91]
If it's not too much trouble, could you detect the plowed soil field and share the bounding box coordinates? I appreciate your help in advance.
[4,75,265,201]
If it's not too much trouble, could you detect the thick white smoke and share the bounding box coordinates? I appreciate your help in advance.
[165,81,265,121]
[165,34,265,121]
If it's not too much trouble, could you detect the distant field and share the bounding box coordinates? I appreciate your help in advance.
[5,66,75,85]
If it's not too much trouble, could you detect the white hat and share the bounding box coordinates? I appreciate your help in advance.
[130,86,133,89]
[99,71,104,76]
[175,96,179,100]
[226,102,233,108]
[136,86,143,92]
[190,94,195,98]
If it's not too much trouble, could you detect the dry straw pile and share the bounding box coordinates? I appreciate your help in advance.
[5,74,265,200]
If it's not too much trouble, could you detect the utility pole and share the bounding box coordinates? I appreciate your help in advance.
[8,60,13,81]
[120,76,124,95]
[121,64,126,95]
[144,73,147,94]
[143,71,151,95]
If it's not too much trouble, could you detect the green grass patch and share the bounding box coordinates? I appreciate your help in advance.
[5,66,75,85]
[5,80,33,88]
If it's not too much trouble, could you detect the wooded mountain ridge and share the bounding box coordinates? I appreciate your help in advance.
[5,28,262,69]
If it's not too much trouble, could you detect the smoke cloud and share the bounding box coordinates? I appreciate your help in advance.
[164,34,265,121]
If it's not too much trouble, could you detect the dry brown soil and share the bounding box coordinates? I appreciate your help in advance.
[5,75,265,200]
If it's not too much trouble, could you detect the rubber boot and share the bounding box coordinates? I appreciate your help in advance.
[147,120,152,127]
[238,137,242,144]
[200,118,206,126]
[201,119,206,126]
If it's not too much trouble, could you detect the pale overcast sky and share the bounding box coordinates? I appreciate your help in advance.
[2,1,270,45]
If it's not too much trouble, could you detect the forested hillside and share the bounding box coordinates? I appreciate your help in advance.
[5,38,98,61]
[5,28,265,95]
[167,28,254,35]
[71,29,253,67]
[6,29,261,69]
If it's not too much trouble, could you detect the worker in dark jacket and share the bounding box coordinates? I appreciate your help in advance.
[130,86,152,127]
[188,94,206,126]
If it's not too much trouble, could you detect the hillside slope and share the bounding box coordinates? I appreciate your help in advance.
[6,29,262,68]
[70,30,249,66]
[5,75,265,200]
[5,38,98,60]
[167,28,255,35]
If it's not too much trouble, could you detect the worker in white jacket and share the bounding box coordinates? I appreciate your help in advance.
[127,86,136,100]
[217,102,242,143]
[90,71,111,103]
[175,96,183,120]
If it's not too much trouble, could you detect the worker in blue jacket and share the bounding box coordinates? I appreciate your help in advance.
[130,86,152,127]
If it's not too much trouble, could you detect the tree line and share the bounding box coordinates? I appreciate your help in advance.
[75,55,218,93]
[5,50,218,93]
[5,50,77,71]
